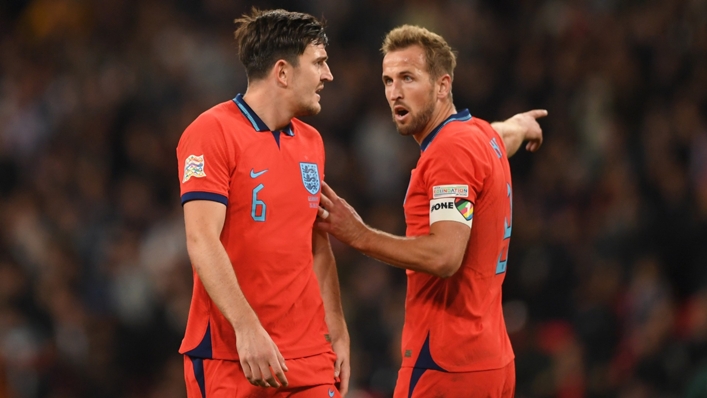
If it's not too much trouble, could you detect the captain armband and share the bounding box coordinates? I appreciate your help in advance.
[429,198,474,227]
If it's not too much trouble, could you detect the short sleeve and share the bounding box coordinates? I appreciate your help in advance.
[423,131,491,226]
[426,135,490,202]
[176,113,232,206]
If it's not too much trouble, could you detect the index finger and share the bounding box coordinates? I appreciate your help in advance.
[320,181,337,200]
[525,109,548,119]
[320,192,334,209]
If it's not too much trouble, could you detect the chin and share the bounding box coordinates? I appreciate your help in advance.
[307,104,322,116]
[295,103,321,117]
[396,124,416,136]
[392,117,415,136]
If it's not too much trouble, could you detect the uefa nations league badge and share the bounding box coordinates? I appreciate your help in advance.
[299,163,320,194]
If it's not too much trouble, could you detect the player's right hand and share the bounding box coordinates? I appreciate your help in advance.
[235,323,289,388]
[316,182,368,250]
[511,109,547,152]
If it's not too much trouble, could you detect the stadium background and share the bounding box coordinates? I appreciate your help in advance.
[1,0,706,396]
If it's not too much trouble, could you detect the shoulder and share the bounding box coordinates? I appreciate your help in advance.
[468,117,507,157]
[192,101,243,131]
[291,118,324,144]
[469,117,501,141]
[180,101,245,144]
[429,117,491,154]
[291,118,321,136]
[422,117,496,173]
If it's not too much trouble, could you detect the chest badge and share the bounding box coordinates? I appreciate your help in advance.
[299,163,320,194]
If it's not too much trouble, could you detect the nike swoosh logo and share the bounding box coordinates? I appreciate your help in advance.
[250,168,268,178]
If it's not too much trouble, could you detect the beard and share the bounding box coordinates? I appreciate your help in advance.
[291,69,323,117]
[294,99,321,117]
[393,92,436,136]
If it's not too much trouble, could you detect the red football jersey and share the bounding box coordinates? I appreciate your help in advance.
[176,94,331,361]
[401,110,514,372]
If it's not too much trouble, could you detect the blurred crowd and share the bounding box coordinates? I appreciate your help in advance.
[0,0,706,397]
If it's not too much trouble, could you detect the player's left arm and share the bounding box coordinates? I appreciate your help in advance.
[316,183,470,278]
[490,109,547,157]
[312,229,350,397]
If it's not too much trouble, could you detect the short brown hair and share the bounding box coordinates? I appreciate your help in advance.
[381,25,456,81]
[234,8,328,81]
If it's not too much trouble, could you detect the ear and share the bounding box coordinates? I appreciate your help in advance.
[436,74,452,100]
[273,59,291,88]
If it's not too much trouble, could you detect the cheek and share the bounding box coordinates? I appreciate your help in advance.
[406,90,421,107]
[410,87,432,109]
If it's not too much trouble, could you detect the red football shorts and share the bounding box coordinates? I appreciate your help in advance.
[394,360,515,398]
[184,352,341,398]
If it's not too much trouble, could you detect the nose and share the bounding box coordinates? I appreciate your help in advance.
[321,62,333,82]
[386,80,402,102]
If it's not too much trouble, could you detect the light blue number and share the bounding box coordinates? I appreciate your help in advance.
[251,184,266,222]
[496,183,512,274]
[490,138,502,158]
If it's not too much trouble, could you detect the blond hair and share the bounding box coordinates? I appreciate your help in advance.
[381,25,457,81]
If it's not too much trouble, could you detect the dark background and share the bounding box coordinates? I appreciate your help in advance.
[0,0,706,397]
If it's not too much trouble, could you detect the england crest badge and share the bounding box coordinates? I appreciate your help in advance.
[299,162,320,194]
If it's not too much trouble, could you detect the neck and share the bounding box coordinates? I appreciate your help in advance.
[413,100,457,146]
[243,82,293,131]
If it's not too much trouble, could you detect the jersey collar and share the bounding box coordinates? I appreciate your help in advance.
[419,109,472,152]
[233,93,294,136]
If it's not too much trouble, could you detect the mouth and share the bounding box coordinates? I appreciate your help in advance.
[393,105,409,122]
[315,86,324,100]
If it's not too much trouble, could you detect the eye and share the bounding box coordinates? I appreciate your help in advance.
[403,75,413,82]
[383,77,392,85]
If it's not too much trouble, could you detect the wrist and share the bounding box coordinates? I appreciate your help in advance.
[350,225,371,252]
[231,311,260,334]
[329,330,350,346]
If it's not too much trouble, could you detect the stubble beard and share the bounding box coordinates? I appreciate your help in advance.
[292,69,322,117]
[394,93,436,137]
[294,95,322,117]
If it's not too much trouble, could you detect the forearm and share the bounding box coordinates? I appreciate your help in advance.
[187,236,259,330]
[491,109,547,156]
[316,182,471,278]
[353,227,457,278]
[312,232,348,342]
[491,121,522,158]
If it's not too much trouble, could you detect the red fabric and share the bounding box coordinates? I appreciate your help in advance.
[401,115,515,372]
[393,360,516,398]
[177,100,330,361]
[184,352,341,398]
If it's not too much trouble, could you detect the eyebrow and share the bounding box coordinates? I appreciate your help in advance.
[382,70,413,79]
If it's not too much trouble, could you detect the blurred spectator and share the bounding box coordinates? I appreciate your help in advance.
[0,0,705,397]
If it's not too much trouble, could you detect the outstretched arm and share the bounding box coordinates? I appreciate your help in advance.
[316,183,470,278]
[491,109,547,157]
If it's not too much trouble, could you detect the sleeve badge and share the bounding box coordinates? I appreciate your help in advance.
[183,154,206,183]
